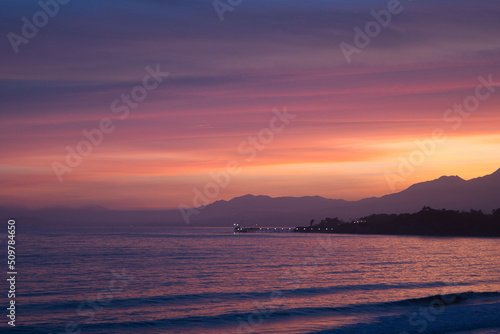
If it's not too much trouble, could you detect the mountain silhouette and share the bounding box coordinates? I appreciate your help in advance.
[2,168,499,227]
[186,168,500,226]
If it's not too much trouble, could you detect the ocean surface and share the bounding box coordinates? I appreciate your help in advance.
[3,226,500,333]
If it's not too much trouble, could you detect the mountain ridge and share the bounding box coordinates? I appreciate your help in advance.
[2,168,499,227]
[186,167,500,226]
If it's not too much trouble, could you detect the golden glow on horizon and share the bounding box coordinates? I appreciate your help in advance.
[2,0,500,210]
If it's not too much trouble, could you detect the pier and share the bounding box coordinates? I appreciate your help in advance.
[233,224,295,233]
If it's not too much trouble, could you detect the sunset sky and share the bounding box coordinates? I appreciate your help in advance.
[1,0,499,210]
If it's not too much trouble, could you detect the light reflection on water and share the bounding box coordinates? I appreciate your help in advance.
[13,227,500,333]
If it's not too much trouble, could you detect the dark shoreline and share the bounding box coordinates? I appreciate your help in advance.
[294,207,500,238]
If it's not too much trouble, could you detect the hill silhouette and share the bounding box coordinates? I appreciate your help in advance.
[2,168,499,227]
[298,207,500,237]
[182,168,500,226]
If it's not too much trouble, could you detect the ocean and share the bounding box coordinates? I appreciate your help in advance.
[4,226,500,333]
